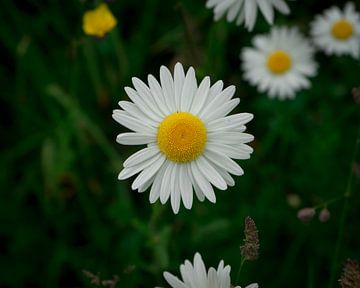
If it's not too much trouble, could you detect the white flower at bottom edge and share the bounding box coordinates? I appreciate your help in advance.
[206,0,290,31]
[241,26,318,100]
[310,2,360,59]
[113,63,254,214]
[156,252,258,288]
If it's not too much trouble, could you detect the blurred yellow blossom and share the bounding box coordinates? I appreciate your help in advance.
[82,3,117,38]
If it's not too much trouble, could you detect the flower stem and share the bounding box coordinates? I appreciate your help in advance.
[83,38,104,103]
[176,2,201,65]
[110,30,128,80]
[328,125,360,288]
[236,257,246,284]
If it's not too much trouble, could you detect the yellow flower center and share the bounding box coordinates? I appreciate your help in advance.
[157,112,207,163]
[83,4,117,38]
[267,50,292,74]
[331,19,353,40]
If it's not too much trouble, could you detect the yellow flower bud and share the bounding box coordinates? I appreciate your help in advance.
[83,4,117,38]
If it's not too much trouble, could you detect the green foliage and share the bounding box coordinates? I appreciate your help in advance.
[0,0,359,287]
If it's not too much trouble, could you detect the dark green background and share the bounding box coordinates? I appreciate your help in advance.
[0,0,359,287]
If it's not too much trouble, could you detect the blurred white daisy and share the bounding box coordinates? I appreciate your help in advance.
[206,0,290,31]
[113,63,254,213]
[310,2,360,59]
[241,26,318,100]
[159,252,258,288]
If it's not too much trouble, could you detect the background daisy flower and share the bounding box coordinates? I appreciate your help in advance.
[241,26,318,100]
[310,2,360,59]
[206,0,290,31]
[159,252,258,288]
[113,63,254,213]
[82,3,117,38]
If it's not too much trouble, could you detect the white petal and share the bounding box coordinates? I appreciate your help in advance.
[207,113,254,132]
[196,156,227,190]
[160,66,176,112]
[206,80,224,105]
[257,0,274,24]
[112,111,155,134]
[116,133,155,145]
[174,62,186,109]
[148,74,171,115]
[246,284,259,288]
[227,0,243,22]
[244,0,258,30]
[118,153,162,180]
[131,154,166,190]
[180,260,197,287]
[118,101,158,127]
[204,149,244,176]
[124,86,162,122]
[208,267,220,288]
[206,143,252,159]
[193,253,207,286]
[132,77,164,118]
[272,0,290,14]
[180,67,197,112]
[149,161,169,203]
[179,164,193,209]
[198,85,235,119]
[163,272,187,288]
[190,76,211,115]
[170,163,181,214]
[188,165,206,202]
[211,163,235,187]
[208,132,254,144]
[123,146,159,167]
[137,173,155,193]
[160,163,174,204]
[202,98,240,123]
[191,162,216,203]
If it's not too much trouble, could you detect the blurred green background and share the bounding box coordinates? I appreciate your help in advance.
[0,0,359,287]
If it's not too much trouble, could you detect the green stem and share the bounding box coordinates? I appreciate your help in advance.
[313,195,344,210]
[110,30,128,80]
[83,38,104,102]
[328,126,360,288]
[177,2,201,65]
[236,257,246,284]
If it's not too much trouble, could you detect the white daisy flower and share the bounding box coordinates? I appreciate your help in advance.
[206,0,290,31]
[310,2,360,59]
[159,252,258,288]
[113,63,254,214]
[240,26,318,100]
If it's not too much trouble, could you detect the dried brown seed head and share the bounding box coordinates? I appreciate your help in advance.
[339,259,360,288]
[240,216,260,261]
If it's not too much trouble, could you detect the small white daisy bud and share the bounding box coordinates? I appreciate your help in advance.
[297,207,316,222]
[319,208,331,223]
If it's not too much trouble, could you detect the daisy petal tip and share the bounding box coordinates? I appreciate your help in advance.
[175,62,184,69]
[184,203,193,210]
[117,171,126,180]
[209,196,216,204]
